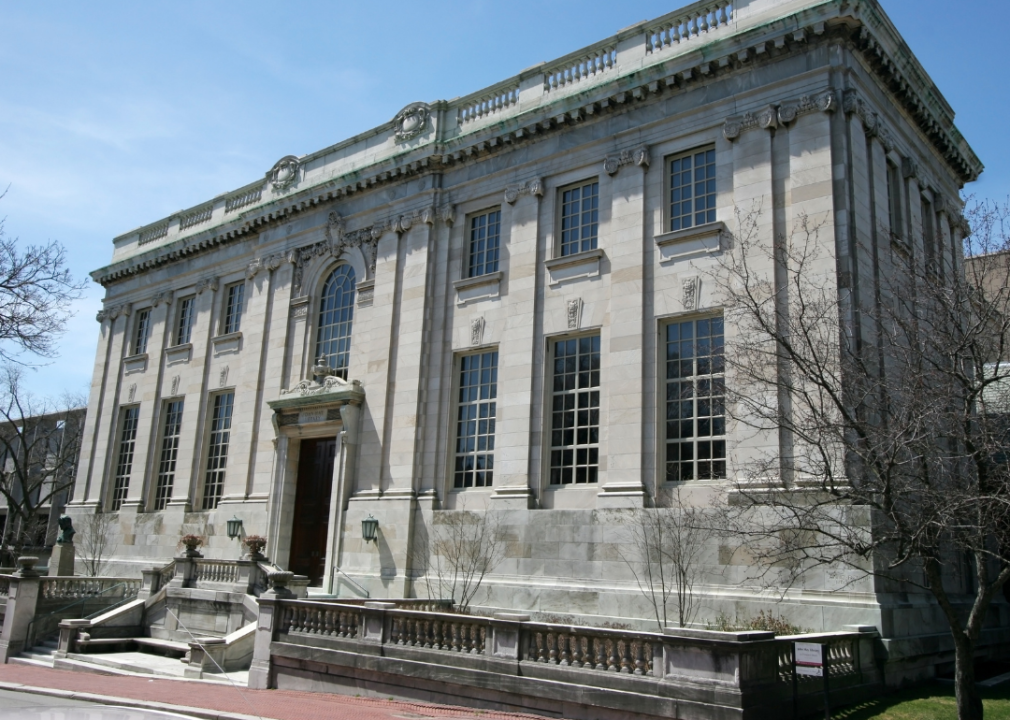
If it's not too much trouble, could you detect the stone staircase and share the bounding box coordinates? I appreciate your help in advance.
[11,637,59,668]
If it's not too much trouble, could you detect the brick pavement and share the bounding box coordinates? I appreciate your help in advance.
[0,664,549,720]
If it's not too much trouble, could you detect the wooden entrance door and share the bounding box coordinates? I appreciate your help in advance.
[288,437,336,586]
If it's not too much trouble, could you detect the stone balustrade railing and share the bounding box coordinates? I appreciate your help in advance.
[0,575,13,598]
[542,45,617,93]
[194,560,241,585]
[645,1,735,54]
[456,81,520,126]
[252,597,883,718]
[40,577,140,600]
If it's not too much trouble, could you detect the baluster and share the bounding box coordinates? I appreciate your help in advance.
[619,639,632,674]
[433,620,444,650]
[633,640,645,676]
[607,639,618,672]
[477,625,487,655]
[448,623,458,652]
[349,613,358,638]
[534,632,545,662]
[571,634,583,668]
[558,633,570,666]
[547,632,558,664]
[645,641,654,676]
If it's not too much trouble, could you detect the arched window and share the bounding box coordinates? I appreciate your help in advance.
[315,265,356,379]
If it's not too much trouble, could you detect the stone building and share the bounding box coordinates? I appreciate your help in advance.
[72,0,987,662]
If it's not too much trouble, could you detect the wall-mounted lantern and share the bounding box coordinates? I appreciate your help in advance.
[361,515,379,543]
[226,515,244,541]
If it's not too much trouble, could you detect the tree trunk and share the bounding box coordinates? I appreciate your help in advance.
[954,633,984,720]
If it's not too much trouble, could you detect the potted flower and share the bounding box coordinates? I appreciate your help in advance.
[243,534,267,560]
[179,534,204,558]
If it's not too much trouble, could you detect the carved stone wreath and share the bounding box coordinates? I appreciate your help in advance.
[393,102,431,143]
[269,155,301,191]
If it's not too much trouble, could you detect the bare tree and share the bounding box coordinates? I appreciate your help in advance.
[75,512,118,577]
[619,489,712,630]
[0,196,86,364]
[0,365,86,563]
[712,201,1010,720]
[417,508,508,613]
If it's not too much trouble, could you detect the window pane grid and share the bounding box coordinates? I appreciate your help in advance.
[154,400,184,510]
[468,210,501,278]
[315,266,356,380]
[454,351,498,488]
[133,310,151,355]
[669,148,716,232]
[550,335,601,484]
[176,297,194,345]
[203,392,234,510]
[223,284,244,335]
[560,181,599,257]
[111,407,140,511]
[666,317,726,482]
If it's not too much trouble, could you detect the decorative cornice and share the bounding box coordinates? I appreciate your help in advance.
[723,89,836,141]
[92,10,982,287]
[504,178,544,205]
[603,145,650,175]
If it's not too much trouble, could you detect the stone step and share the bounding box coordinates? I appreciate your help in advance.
[10,655,55,669]
[133,637,191,658]
[54,653,243,685]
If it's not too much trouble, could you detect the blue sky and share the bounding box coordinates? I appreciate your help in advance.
[0,0,1003,401]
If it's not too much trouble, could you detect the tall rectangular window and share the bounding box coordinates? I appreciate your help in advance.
[665,316,726,482]
[559,180,599,257]
[175,296,195,345]
[133,309,151,355]
[111,407,140,511]
[223,283,244,335]
[453,351,498,488]
[468,210,501,278]
[549,335,600,484]
[669,147,716,231]
[154,400,184,510]
[886,161,903,239]
[922,197,937,274]
[202,392,234,509]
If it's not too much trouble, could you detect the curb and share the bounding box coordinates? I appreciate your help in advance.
[0,680,261,720]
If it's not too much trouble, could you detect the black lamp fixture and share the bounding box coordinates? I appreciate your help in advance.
[361,515,379,543]
[226,515,244,541]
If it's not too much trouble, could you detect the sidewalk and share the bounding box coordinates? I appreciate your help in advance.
[0,664,546,720]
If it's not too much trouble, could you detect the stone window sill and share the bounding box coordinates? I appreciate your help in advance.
[123,353,148,374]
[454,271,502,305]
[545,248,605,286]
[655,221,726,264]
[164,343,192,365]
[212,331,242,355]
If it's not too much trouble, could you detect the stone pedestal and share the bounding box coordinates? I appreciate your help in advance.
[48,543,75,576]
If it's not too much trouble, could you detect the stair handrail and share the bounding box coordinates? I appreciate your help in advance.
[25,580,139,649]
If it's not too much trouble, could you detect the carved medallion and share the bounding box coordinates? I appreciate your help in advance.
[393,102,431,143]
[269,155,300,191]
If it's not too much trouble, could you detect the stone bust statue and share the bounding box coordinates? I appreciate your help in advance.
[56,515,75,544]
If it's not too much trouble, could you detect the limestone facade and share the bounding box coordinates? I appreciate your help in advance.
[72,0,984,647]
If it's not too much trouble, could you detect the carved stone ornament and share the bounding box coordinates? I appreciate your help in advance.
[566,298,583,329]
[219,365,230,388]
[724,89,836,141]
[504,178,544,205]
[95,309,106,323]
[683,276,700,311]
[268,155,300,191]
[393,102,431,143]
[603,145,650,176]
[902,156,919,180]
[171,376,181,396]
[197,277,219,294]
[280,375,360,398]
[151,290,174,307]
[440,204,457,227]
[470,316,485,347]
[128,384,137,403]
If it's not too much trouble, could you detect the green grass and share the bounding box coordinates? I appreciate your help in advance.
[834,683,1010,720]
